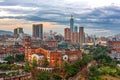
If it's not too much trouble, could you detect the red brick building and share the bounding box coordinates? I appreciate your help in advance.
[24,36,82,68]
[44,41,58,48]
[64,28,71,41]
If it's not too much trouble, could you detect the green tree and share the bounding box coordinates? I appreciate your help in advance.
[32,56,37,68]
[15,54,24,62]
[0,64,10,70]
[24,59,31,72]
[63,62,78,78]
[38,71,50,80]
[10,64,19,70]
[52,74,62,80]
[4,55,14,64]
[89,66,97,72]
[42,58,49,67]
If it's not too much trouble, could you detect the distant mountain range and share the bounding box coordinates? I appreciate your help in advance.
[0,30,13,35]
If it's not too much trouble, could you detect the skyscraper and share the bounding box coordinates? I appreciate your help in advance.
[72,32,79,43]
[70,15,74,42]
[33,24,43,40]
[14,27,24,38]
[64,28,71,44]
[74,26,78,32]
[72,26,79,43]
[79,27,85,48]
[70,15,74,32]
[64,28,71,40]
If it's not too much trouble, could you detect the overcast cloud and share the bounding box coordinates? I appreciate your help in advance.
[0,0,120,36]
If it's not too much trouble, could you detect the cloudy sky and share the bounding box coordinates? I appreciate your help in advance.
[0,0,120,36]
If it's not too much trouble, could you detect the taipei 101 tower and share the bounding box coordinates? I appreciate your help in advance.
[70,15,74,42]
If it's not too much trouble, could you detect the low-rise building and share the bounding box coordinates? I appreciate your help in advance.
[24,36,82,68]
[108,41,120,61]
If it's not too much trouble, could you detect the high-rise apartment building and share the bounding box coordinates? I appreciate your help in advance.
[33,24,43,40]
[79,27,85,48]
[64,28,71,44]
[14,27,24,38]
[72,32,79,43]
[64,28,71,40]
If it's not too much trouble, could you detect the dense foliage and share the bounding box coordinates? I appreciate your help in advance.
[0,64,20,70]
[24,59,31,72]
[6,71,20,77]
[38,72,63,80]
[87,46,120,80]
[15,54,24,62]
[4,56,14,64]
[4,53,24,64]
[63,53,93,79]
[38,71,50,80]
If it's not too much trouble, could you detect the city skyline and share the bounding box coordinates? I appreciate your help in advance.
[0,0,120,36]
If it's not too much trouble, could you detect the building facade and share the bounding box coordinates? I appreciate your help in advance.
[79,27,85,48]
[33,24,43,40]
[14,27,24,38]
[64,28,71,41]
[64,28,71,44]
[72,32,79,43]
[24,36,82,68]
[108,41,120,61]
